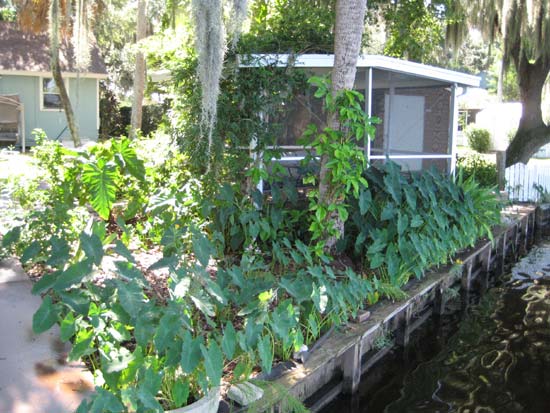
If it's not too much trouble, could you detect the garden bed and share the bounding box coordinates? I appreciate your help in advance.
[246,205,537,412]
[0,135,510,412]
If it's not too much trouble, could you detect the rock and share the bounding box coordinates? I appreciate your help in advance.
[227,382,264,406]
[355,310,371,323]
[292,344,308,361]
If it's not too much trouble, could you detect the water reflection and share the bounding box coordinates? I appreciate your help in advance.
[322,243,550,413]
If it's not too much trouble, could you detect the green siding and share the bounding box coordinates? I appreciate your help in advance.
[0,74,99,146]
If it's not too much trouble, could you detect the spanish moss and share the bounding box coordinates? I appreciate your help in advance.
[448,0,550,70]
[192,0,226,173]
[73,0,92,71]
[228,0,248,49]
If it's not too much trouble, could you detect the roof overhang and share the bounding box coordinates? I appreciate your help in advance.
[239,54,480,88]
[0,69,108,79]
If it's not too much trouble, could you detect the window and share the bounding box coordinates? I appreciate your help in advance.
[41,77,64,110]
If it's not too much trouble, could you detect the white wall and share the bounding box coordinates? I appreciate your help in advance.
[475,102,522,151]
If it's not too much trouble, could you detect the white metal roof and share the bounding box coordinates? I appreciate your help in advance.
[240,54,480,87]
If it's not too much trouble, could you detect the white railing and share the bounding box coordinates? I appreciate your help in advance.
[505,162,550,202]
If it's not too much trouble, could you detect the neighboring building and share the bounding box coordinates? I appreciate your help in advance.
[242,54,479,179]
[457,87,493,146]
[0,21,107,149]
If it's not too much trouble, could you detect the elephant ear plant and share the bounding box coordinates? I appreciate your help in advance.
[9,222,226,412]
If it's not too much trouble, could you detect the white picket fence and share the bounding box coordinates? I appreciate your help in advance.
[505,162,550,202]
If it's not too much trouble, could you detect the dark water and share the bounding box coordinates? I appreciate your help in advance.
[321,243,550,413]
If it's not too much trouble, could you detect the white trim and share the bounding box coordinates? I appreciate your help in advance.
[40,76,67,111]
[369,154,452,160]
[96,78,100,131]
[240,54,480,87]
[0,69,108,79]
[449,84,458,174]
[366,67,372,162]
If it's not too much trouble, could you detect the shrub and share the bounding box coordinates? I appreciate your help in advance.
[465,126,491,153]
[456,154,497,188]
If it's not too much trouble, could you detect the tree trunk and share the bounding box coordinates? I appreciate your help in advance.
[49,0,80,147]
[505,55,550,166]
[52,57,81,147]
[319,0,367,252]
[129,0,147,140]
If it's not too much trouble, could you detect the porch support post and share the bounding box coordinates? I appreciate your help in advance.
[449,83,458,175]
[250,105,266,198]
[365,67,373,163]
[383,72,394,162]
[20,103,25,153]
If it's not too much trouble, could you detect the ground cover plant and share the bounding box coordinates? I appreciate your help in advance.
[0,124,503,412]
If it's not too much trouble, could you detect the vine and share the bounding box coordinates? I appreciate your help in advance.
[301,77,378,255]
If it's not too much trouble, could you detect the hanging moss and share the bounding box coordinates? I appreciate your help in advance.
[228,0,248,49]
[192,0,226,173]
[72,0,92,71]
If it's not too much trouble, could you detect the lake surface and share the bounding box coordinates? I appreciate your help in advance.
[321,242,550,413]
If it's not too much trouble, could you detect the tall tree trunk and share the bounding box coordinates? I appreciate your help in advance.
[506,55,550,166]
[50,0,81,147]
[319,0,367,252]
[129,0,147,140]
[496,60,504,102]
[52,56,81,147]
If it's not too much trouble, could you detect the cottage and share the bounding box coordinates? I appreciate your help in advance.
[0,22,107,150]
[242,54,480,178]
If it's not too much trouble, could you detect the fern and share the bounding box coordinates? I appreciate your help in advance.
[81,158,117,220]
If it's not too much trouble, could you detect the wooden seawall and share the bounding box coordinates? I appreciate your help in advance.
[253,205,540,412]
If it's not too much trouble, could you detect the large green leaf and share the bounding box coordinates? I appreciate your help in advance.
[112,138,145,181]
[81,158,117,220]
[21,241,41,264]
[52,259,93,291]
[46,237,70,268]
[222,321,237,359]
[31,271,59,295]
[116,280,144,318]
[114,261,147,286]
[154,312,179,352]
[60,312,76,342]
[258,334,273,374]
[137,387,162,412]
[90,388,124,413]
[69,328,94,361]
[358,189,372,215]
[192,229,214,267]
[1,226,20,248]
[113,240,135,263]
[200,341,223,387]
[181,331,202,373]
[80,232,104,266]
[32,296,58,334]
[172,379,190,408]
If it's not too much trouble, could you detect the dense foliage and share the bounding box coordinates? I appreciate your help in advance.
[167,52,310,182]
[345,163,501,287]
[1,124,503,410]
[456,154,497,188]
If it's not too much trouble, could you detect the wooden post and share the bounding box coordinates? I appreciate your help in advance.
[396,306,414,347]
[480,246,491,293]
[461,260,473,310]
[342,342,363,394]
[496,151,506,191]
